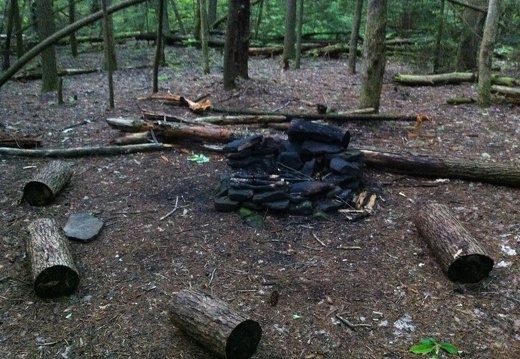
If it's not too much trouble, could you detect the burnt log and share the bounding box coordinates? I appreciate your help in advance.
[170,289,262,359]
[287,119,350,147]
[359,148,520,188]
[27,218,80,298]
[414,202,494,283]
[23,160,73,206]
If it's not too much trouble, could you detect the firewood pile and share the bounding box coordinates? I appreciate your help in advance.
[214,119,364,215]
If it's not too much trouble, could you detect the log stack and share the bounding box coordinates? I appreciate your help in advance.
[214,119,363,215]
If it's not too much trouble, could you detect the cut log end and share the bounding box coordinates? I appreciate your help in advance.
[448,254,494,284]
[23,181,54,206]
[226,320,262,359]
[35,265,80,299]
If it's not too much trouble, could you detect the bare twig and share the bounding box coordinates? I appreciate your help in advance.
[336,314,372,331]
[160,196,179,220]
[312,233,327,247]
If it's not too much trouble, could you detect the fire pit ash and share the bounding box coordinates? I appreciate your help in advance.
[214,119,364,215]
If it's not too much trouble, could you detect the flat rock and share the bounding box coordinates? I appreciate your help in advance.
[64,212,104,242]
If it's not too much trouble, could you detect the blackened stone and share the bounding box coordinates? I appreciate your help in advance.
[289,200,314,215]
[228,187,254,202]
[316,199,343,213]
[228,155,275,173]
[322,173,360,187]
[301,140,344,156]
[338,149,364,164]
[329,157,362,174]
[214,196,240,212]
[214,174,231,197]
[288,193,307,203]
[277,151,302,170]
[336,188,354,202]
[223,134,263,152]
[241,201,265,211]
[289,181,334,197]
[326,186,343,198]
[342,178,361,190]
[300,159,316,177]
[252,136,286,155]
[264,199,290,211]
[287,119,350,147]
[253,190,288,203]
[227,149,252,160]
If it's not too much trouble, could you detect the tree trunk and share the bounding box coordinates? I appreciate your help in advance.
[22,160,74,206]
[27,218,80,298]
[36,0,59,92]
[348,0,364,74]
[170,0,187,34]
[199,0,210,74]
[359,147,520,187]
[208,0,218,25]
[294,0,304,69]
[69,0,79,57]
[433,0,445,73]
[414,202,494,283]
[170,289,262,359]
[358,0,387,112]
[102,0,115,109]
[223,0,250,89]
[282,0,297,64]
[455,0,487,71]
[153,0,165,92]
[477,0,500,108]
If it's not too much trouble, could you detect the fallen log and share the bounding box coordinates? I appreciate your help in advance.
[27,218,80,298]
[393,72,476,86]
[359,147,520,188]
[414,202,494,283]
[170,289,262,359]
[491,85,520,97]
[210,107,418,122]
[138,93,212,113]
[0,134,42,148]
[394,72,520,88]
[193,115,287,125]
[23,160,73,206]
[0,143,168,157]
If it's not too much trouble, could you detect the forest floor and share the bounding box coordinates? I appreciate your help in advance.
[1,43,519,359]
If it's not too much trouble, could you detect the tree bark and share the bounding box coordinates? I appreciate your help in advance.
[455,0,486,71]
[36,0,59,92]
[153,0,166,93]
[477,0,501,107]
[348,0,364,74]
[359,147,520,188]
[282,0,297,64]
[414,202,494,283]
[170,289,262,359]
[199,0,210,74]
[27,218,80,298]
[223,0,250,89]
[358,0,387,112]
[23,160,73,206]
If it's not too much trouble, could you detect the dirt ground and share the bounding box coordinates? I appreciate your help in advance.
[1,44,519,359]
